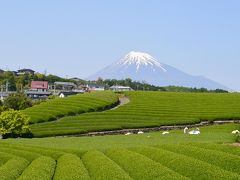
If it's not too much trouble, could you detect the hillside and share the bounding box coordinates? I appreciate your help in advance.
[30,91,240,137]
[23,91,119,124]
[1,91,240,179]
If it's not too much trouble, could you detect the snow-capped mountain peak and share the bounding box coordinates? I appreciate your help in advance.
[87,51,229,90]
[117,51,167,72]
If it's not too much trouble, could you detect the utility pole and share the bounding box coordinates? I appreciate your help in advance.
[54,83,56,95]
[0,84,3,102]
[6,80,9,93]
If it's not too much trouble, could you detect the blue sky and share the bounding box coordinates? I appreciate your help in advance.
[0,0,240,90]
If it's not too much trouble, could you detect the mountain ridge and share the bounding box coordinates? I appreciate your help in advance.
[88,51,229,90]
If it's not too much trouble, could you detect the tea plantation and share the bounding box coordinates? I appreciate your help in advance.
[1,91,239,179]
[31,91,240,137]
[23,91,119,123]
[0,124,239,179]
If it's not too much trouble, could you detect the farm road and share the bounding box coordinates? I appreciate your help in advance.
[110,96,130,110]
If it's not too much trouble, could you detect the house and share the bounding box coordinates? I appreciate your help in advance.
[87,84,105,91]
[109,85,133,92]
[17,69,35,75]
[25,90,52,99]
[53,82,77,91]
[31,81,48,92]
[26,81,51,98]
[58,91,78,98]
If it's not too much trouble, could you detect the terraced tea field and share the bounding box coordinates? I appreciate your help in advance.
[23,91,119,123]
[0,124,239,180]
[30,91,240,137]
[3,91,237,179]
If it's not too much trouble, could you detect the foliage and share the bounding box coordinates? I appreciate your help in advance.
[0,105,9,115]
[31,91,240,137]
[131,146,240,179]
[0,70,228,93]
[159,144,240,174]
[82,150,131,180]
[102,78,228,92]
[54,154,90,180]
[106,148,187,179]
[0,109,31,138]
[18,156,56,180]
[23,91,119,124]
[3,93,32,110]
[0,124,239,179]
[0,157,29,180]
[47,95,58,100]
[163,86,228,93]
[0,71,82,92]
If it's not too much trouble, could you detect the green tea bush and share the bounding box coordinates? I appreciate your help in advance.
[23,91,119,124]
[159,144,240,174]
[18,156,56,180]
[131,146,240,179]
[0,152,14,166]
[31,92,240,137]
[180,142,240,157]
[106,148,187,180]
[0,143,64,160]
[0,157,29,180]
[0,147,40,162]
[54,154,90,180]
[82,150,132,180]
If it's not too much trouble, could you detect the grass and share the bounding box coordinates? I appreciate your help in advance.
[30,91,240,137]
[0,124,239,179]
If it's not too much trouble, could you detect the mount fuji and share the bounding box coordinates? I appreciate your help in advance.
[88,51,229,90]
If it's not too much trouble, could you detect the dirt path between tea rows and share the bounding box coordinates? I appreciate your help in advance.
[109,96,130,110]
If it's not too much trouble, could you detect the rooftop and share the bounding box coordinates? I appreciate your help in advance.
[54,82,76,86]
[31,81,49,89]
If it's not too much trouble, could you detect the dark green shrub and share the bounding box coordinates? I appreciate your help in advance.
[4,93,32,110]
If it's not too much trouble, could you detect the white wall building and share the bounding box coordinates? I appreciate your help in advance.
[109,86,133,92]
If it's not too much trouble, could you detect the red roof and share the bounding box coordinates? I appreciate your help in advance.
[31,81,48,89]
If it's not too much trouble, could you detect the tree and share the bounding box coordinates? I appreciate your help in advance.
[0,110,31,138]
[96,77,104,85]
[4,93,32,110]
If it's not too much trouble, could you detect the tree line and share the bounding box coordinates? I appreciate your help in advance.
[0,71,81,92]
[0,71,228,93]
[94,78,228,93]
